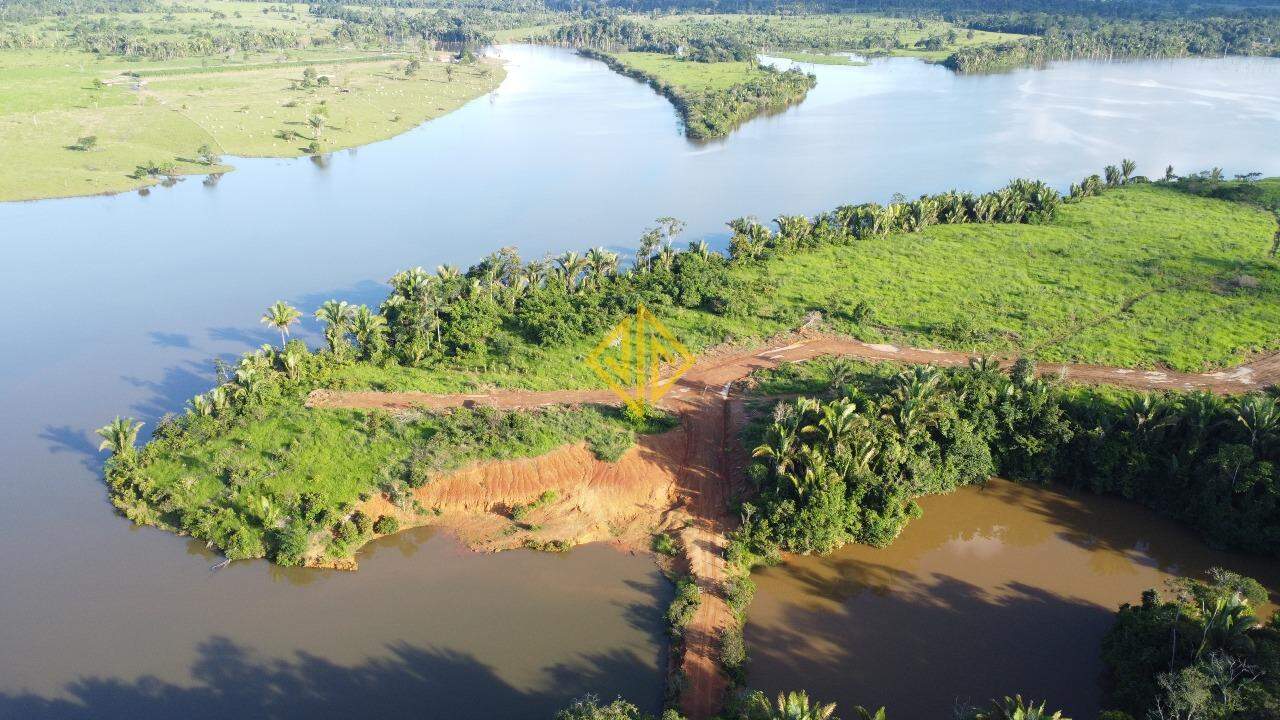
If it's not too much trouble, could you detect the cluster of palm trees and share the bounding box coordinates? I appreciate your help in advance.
[745,353,1280,559]
[1070,158,1139,199]
[730,689,1069,719]
[752,365,953,501]
[728,178,1063,261]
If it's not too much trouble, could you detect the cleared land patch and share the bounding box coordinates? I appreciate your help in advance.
[0,49,503,200]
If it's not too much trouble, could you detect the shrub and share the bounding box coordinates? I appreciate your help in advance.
[333,519,357,543]
[272,522,311,566]
[652,532,678,556]
[666,577,701,637]
[351,510,373,535]
[372,515,399,534]
[719,627,748,680]
[724,574,756,617]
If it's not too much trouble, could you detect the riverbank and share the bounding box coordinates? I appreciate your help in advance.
[0,49,504,201]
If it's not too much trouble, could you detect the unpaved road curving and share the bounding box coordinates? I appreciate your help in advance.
[306,334,1279,719]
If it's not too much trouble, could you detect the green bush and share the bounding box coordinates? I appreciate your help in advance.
[333,519,357,543]
[372,515,399,534]
[666,577,701,637]
[652,532,678,556]
[351,510,373,535]
[719,627,748,680]
[272,522,312,566]
[724,574,756,617]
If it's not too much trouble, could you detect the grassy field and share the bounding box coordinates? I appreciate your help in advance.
[771,51,867,66]
[315,184,1279,398]
[637,13,1027,62]
[609,51,765,92]
[0,49,503,201]
[741,184,1279,371]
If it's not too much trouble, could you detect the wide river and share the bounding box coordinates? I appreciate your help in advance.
[0,44,1278,718]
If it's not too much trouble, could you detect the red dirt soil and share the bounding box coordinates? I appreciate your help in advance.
[307,333,1280,719]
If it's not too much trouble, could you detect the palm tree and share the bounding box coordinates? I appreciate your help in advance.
[314,299,355,354]
[1120,158,1137,183]
[189,393,214,417]
[884,366,943,442]
[974,696,1069,720]
[1233,394,1279,453]
[555,251,588,291]
[351,305,388,359]
[802,398,861,452]
[1197,592,1257,658]
[281,346,304,379]
[753,421,799,478]
[747,690,837,720]
[307,113,325,138]
[1120,394,1176,440]
[96,417,143,457]
[850,708,887,720]
[585,247,618,289]
[260,301,302,349]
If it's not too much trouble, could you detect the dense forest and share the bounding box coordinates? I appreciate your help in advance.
[947,14,1280,70]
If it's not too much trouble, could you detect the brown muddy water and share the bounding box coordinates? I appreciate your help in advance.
[746,479,1280,719]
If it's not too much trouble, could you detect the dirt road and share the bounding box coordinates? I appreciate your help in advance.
[306,334,1278,718]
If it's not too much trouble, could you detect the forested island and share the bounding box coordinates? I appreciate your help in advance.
[93,163,1280,717]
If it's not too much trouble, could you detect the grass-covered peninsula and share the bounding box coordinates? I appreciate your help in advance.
[576,48,814,140]
[96,165,1279,568]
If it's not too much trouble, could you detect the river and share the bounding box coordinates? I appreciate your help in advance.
[0,44,1278,718]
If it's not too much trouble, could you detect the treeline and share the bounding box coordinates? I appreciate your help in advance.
[732,358,1279,565]
[308,1,498,49]
[555,688,1074,718]
[946,14,1280,71]
[554,12,965,55]
[547,0,1280,17]
[576,47,814,139]
[0,0,155,22]
[67,20,309,58]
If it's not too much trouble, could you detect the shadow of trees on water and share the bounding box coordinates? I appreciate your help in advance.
[0,636,662,720]
[746,558,1115,719]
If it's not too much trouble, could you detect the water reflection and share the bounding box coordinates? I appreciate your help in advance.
[747,480,1280,717]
